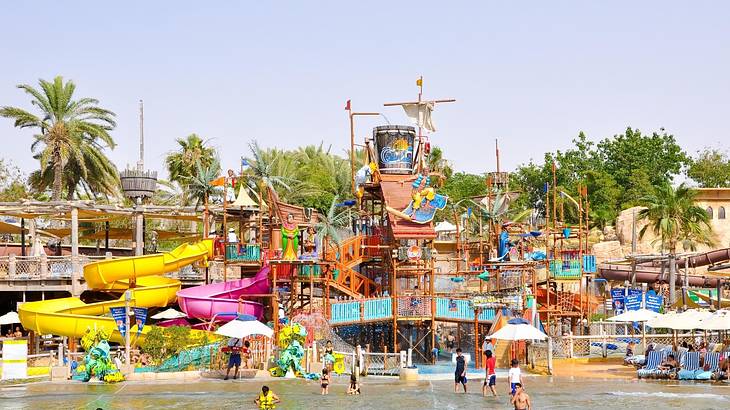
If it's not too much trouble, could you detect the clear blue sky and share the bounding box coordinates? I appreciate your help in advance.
[2,1,729,179]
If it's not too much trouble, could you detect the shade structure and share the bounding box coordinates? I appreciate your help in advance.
[646,310,714,330]
[698,310,730,330]
[434,221,457,233]
[0,311,20,325]
[607,309,660,323]
[215,318,273,339]
[490,323,548,341]
[151,308,187,320]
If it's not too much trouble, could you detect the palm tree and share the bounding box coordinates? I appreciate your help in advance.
[0,76,117,200]
[28,132,120,200]
[244,141,298,200]
[165,134,218,186]
[639,181,715,303]
[315,195,350,257]
[185,158,221,236]
[427,146,453,187]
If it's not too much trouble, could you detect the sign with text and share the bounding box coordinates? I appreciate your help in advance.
[645,294,663,312]
[625,293,642,311]
[109,307,127,338]
[133,307,148,336]
[611,288,625,314]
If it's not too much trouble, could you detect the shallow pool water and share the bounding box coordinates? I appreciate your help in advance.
[1,375,729,409]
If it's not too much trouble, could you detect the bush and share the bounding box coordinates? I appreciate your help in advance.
[141,326,207,366]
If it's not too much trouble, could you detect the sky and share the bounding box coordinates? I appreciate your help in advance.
[1,1,729,180]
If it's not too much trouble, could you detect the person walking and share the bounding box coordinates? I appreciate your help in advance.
[454,348,467,393]
[482,350,497,397]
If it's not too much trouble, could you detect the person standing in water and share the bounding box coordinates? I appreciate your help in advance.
[321,368,330,395]
[482,350,497,397]
[254,385,280,409]
[508,359,524,396]
[454,348,467,393]
[511,383,531,410]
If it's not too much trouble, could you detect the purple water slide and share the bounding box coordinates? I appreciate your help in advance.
[176,265,270,320]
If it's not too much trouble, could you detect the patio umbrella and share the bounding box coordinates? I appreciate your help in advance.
[698,310,730,330]
[607,309,659,323]
[669,309,714,331]
[215,317,273,339]
[0,311,20,325]
[490,321,548,341]
[151,308,187,320]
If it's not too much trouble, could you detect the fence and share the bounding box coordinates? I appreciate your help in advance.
[361,351,402,376]
[0,255,109,280]
[549,330,727,359]
[225,244,261,262]
[329,297,393,325]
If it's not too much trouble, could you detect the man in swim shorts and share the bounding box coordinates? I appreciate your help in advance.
[454,348,467,393]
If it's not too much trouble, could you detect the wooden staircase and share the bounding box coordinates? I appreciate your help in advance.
[323,235,381,298]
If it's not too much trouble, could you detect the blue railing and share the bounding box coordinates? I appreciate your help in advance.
[363,298,393,321]
[330,301,361,324]
[435,297,495,322]
[299,264,322,277]
[583,255,596,273]
[549,259,581,279]
[226,244,261,262]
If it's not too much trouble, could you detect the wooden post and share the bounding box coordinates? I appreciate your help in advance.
[474,308,480,368]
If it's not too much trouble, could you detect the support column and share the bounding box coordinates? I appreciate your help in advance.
[71,208,80,297]
[135,202,144,256]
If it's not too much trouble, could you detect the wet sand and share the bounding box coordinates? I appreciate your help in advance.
[1,374,728,409]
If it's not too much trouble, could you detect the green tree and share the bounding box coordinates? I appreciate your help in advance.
[165,134,219,187]
[0,76,117,200]
[314,195,350,255]
[0,159,33,201]
[185,158,221,236]
[686,148,730,188]
[638,182,715,303]
[427,146,453,186]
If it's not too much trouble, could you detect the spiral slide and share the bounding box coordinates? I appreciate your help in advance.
[176,266,269,321]
[18,240,214,344]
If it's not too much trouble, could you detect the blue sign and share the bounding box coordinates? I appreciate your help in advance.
[133,307,148,336]
[610,288,625,314]
[625,293,642,311]
[645,294,663,312]
[109,307,127,338]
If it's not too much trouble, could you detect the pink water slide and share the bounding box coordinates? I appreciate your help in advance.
[176,266,270,321]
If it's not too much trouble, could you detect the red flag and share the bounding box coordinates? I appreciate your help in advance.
[345,99,351,111]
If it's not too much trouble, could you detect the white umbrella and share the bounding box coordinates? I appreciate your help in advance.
[607,308,659,322]
[215,319,273,339]
[490,323,548,341]
[435,221,457,233]
[0,311,20,325]
[151,308,187,320]
[698,310,730,330]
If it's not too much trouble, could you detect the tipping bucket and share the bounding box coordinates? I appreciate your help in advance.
[373,125,416,174]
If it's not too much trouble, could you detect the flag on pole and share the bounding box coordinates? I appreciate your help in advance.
[345,99,351,111]
[416,78,423,87]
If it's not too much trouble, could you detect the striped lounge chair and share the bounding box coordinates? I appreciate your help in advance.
[637,351,664,378]
[694,352,720,380]
[677,351,700,380]
[655,351,681,379]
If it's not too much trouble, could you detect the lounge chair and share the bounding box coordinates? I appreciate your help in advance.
[637,351,664,378]
[655,351,681,379]
[677,351,700,380]
[694,352,720,380]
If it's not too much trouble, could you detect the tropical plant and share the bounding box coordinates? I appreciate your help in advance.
[427,146,453,186]
[314,195,351,256]
[185,158,221,236]
[639,182,715,303]
[165,134,219,186]
[0,76,117,200]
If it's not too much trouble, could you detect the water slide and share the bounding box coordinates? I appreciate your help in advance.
[176,266,268,320]
[598,248,730,287]
[19,240,214,344]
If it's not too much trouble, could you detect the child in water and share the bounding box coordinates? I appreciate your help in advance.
[347,373,361,395]
[320,368,330,395]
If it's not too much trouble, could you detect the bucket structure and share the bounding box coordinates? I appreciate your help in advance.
[373,125,416,174]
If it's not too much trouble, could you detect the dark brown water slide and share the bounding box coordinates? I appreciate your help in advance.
[599,248,730,286]
[598,264,723,287]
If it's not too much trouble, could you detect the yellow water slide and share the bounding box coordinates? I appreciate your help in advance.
[19,240,213,344]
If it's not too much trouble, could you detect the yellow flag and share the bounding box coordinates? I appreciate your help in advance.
[416,78,422,87]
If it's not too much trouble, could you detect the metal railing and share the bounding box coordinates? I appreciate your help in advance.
[0,254,109,280]
[362,351,401,376]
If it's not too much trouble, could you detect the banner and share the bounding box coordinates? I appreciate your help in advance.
[645,294,663,312]
[110,307,127,338]
[133,307,148,336]
[625,293,642,311]
[610,288,626,314]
